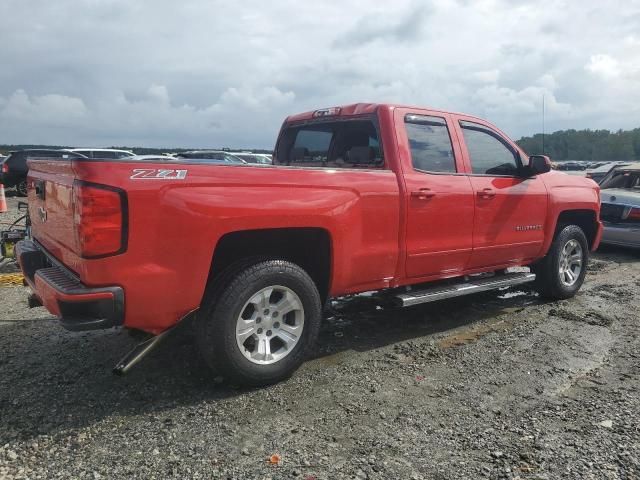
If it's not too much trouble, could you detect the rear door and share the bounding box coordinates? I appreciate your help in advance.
[397,109,475,278]
[453,117,548,269]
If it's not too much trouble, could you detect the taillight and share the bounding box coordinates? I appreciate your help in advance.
[626,207,640,221]
[72,181,127,258]
[1,163,8,173]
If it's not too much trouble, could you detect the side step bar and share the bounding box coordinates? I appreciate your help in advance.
[394,272,536,307]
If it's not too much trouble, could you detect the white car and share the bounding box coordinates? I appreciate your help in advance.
[70,148,135,159]
[599,163,640,248]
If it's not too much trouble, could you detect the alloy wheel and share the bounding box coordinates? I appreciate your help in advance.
[235,285,305,365]
[558,239,583,286]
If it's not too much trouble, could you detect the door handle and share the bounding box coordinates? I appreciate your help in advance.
[477,188,495,199]
[411,188,436,200]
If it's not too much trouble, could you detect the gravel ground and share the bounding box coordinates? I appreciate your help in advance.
[1,195,639,479]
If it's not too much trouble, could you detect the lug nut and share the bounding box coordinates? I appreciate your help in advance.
[273,322,280,329]
[256,317,262,324]
[272,311,278,317]
[266,330,272,337]
[257,328,263,334]
[263,309,270,315]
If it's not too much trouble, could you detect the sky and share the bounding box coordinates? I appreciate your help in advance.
[0,0,639,149]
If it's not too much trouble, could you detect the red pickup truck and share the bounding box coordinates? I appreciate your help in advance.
[16,103,602,385]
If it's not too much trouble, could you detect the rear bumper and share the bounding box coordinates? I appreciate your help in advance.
[600,222,640,248]
[16,239,125,331]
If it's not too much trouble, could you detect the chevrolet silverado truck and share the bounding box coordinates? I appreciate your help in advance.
[16,103,602,385]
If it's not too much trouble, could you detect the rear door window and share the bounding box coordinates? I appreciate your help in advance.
[405,115,456,173]
[276,119,384,168]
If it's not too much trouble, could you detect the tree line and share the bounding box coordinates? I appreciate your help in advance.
[516,128,640,161]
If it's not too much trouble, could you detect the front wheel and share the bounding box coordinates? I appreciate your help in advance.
[196,259,322,386]
[531,225,589,299]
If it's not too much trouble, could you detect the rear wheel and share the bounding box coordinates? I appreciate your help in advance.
[531,225,588,299]
[16,180,28,197]
[196,259,322,386]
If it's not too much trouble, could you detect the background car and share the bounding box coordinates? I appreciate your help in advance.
[0,149,86,196]
[229,152,273,164]
[586,161,631,184]
[598,162,640,248]
[70,148,135,159]
[557,160,587,171]
[176,150,247,164]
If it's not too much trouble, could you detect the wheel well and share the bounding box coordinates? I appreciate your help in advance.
[555,210,598,248]
[208,228,332,301]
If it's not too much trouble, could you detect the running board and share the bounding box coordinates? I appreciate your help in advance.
[394,272,536,307]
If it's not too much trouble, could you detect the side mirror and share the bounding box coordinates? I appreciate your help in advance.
[527,155,551,175]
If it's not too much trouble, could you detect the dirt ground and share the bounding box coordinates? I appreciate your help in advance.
[0,192,639,479]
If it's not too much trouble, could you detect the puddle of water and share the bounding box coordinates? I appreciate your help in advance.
[497,289,528,299]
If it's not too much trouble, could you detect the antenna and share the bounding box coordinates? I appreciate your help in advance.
[542,94,545,155]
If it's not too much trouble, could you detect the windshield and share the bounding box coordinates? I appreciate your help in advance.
[600,170,640,190]
[233,154,270,164]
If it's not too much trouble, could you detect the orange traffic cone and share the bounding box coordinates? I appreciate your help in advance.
[0,184,7,213]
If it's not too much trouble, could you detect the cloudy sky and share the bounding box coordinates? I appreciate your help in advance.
[0,0,639,148]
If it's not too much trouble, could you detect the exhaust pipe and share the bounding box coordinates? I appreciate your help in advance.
[112,309,196,376]
[113,328,171,376]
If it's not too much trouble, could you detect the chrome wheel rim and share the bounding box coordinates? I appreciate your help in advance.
[235,285,305,365]
[559,239,583,286]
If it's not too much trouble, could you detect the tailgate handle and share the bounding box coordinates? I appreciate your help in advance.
[35,180,45,200]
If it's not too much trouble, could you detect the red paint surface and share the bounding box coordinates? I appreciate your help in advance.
[24,103,602,333]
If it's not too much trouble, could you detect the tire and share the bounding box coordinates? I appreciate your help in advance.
[196,259,322,386]
[531,225,589,299]
[16,180,28,197]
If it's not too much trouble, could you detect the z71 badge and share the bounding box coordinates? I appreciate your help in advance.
[130,169,188,180]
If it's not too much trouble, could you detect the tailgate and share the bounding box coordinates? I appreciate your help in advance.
[27,158,77,256]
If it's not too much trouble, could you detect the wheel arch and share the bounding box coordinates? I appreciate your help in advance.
[554,209,599,248]
[205,227,332,303]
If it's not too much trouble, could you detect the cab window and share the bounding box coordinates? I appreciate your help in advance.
[275,119,384,168]
[405,115,456,173]
[460,121,520,176]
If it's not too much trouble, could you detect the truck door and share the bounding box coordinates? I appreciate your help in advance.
[454,118,548,269]
[399,111,475,278]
